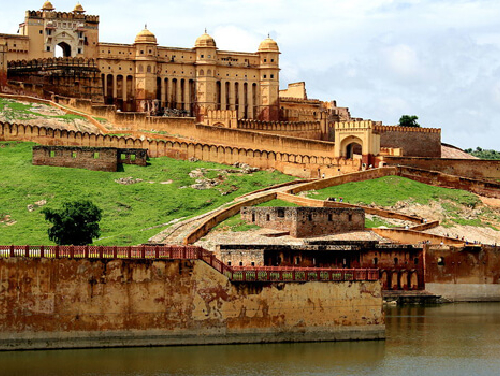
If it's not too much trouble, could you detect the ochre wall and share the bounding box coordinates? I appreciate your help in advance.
[383,157,500,181]
[0,122,361,178]
[425,246,500,301]
[375,126,441,158]
[0,258,384,350]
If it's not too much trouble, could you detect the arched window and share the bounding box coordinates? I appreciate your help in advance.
[147,65,151,73]
[199,69,204,76]
[207,69,212,76]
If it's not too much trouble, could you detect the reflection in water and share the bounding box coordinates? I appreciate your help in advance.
[1,304,499,376]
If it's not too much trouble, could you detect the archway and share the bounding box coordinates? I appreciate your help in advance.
[346,142,363,159]
[55,42,72,58]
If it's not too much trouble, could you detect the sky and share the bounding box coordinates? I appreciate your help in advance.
[2,0,500,149]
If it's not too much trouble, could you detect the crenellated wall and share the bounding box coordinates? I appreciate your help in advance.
[0,122,361,178]
[374,125,441,158]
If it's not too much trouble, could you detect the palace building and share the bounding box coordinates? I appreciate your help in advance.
[0,1,281,119]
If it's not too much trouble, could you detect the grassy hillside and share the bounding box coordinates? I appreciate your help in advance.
[306,176,500,228]
[0,142,295,245]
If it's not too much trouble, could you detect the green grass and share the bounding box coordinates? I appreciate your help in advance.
[365,217,395,228]
[307,176,480,207]
[0,142,294,245]
[0,98,88,123]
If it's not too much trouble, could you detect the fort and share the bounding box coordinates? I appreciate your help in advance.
[1,2,500,350]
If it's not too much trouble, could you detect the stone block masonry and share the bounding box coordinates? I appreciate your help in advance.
[32,145,147,172]
[0,257,384,350]
[241,206,365,237]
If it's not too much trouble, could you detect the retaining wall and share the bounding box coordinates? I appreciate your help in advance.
[0,258,384,350]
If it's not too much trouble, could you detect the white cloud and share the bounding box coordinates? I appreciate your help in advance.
[2,0,500,148]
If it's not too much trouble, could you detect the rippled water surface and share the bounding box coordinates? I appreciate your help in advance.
[1,303,499,376]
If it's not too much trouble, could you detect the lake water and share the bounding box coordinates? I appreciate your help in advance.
[1,303,499,376]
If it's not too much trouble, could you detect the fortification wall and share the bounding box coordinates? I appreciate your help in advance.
[0,258,384,350]
[237,119,323,140]
[374,126,441,158]
[371,229,463,246]
[32,145,118,171]
[0,122,361,178]
[397,166,500,198]
[425,246,500,301]
[383,157,500,181]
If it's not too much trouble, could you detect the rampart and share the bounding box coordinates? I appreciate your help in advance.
[7,58,103,103]
[383,157,500,181]
[0,246,383,350]
[374,125,441,158]
[237,119,323,140]
[0,122,361,178]
[425,245,500,301]
[32,145,147,172]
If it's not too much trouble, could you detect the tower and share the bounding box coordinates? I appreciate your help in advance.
[194,32,217,120]
[258,36,280,120]
[133,27,158,112]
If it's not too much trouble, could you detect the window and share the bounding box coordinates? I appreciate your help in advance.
[239,261,243,266]
[201,54,204,58]
[46,46,50,52]
[131,155,136,161]
[77,48,82,54]
[251,214,255,222]
[277,208,284,218]
[39,30,43,34]
[266,214,270,221]
[373,257,378,265]
[328,214,333,221]
[308,214,312,221]
[149,49,152,54]
[251,262,255,266]
[348,214,353,221]
[394,258,398,265]
[264,58,267,62]
[72,151,77,159]
[120,154,126,160]
[270,58,274,62]
[295,257,300,265]
[263,75,267,78]
[93,153,100,159]
[140,50,144,55]
[270,74,274,78]
[437,257,445,266]
[228,261,232,266]
[49,150,56,158]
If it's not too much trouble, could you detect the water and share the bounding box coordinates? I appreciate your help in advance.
[1,303,499,376]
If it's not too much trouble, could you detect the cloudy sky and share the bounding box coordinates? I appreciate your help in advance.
[2,0,500,149]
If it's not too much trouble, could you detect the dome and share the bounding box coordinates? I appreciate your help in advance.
[42,1,54,11]
[195,33,216,48]
[134,27,157,44]
[258,37,279,53]
[73,2,85,13]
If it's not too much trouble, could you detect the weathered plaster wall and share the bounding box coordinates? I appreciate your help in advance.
[425,245,500,301]
[0,258,384,350]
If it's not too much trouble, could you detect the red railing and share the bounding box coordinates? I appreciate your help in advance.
[0,245,378,282]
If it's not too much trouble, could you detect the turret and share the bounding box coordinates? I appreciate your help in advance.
[194,31,218,120]
[258,36,280,120]
[133,27,158,112]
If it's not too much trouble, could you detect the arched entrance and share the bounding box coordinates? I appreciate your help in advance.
[55,42,72,58]
[346,142,363,159]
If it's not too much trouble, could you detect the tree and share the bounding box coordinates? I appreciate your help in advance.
[42,201,103,245]
[398,115,420,128]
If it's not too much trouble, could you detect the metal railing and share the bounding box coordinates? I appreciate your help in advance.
[0,245,378,282]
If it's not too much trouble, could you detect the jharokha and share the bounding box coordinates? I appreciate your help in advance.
[1,2,500,351]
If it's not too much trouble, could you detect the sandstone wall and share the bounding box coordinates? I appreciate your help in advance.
[0,258,384,350]
[375,126,441,158]
[0,122,361,178]
[425,245,500,301]
[384,157,500,181]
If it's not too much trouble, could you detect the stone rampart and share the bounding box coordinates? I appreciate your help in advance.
[383,157,500,181]
[0,121,361,178]
[374,125,441,158]
[0,257,384,350]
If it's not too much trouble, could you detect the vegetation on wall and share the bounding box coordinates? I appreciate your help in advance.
[0,142,295,246]
[398,115,420,128]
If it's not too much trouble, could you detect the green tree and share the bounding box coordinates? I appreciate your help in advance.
[42,201,103,245]
[398,115,420,128]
